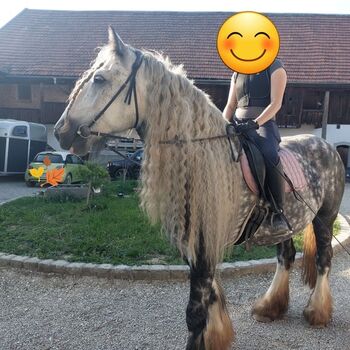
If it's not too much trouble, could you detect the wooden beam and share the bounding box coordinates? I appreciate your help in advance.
[39,82,44,124]
[297,88,305,127]
[321,90,330,139]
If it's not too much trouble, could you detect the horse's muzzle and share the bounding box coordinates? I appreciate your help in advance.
[54,118,64,141]
[54,117,79,150]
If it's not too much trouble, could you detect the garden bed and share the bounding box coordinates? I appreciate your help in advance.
[0,180,340,265]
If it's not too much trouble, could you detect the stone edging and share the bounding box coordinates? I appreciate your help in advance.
[0,197,349,281]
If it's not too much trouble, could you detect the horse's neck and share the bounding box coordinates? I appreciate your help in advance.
[141,64,239,156]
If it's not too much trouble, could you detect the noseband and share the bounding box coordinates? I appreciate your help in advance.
[77,50,144,139]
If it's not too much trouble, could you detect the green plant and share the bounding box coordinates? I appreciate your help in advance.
[77,162,110,208]
[0,180,342,265]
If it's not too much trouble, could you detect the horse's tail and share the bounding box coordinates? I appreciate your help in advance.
[301,223,317,288]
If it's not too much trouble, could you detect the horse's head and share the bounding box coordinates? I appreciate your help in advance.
[54,27,146,155]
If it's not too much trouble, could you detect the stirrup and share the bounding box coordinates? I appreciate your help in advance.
[270,212,293,234]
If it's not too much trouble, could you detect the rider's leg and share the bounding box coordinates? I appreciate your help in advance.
[246,120,290,234]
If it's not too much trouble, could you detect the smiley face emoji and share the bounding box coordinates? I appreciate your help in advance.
[217,12,280,74]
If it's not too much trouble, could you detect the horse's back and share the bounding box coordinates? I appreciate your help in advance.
[281,133,345,215]
[281,133,333,152]
[281,134,344,173]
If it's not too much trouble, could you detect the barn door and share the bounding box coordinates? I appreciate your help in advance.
[336,145,349,169]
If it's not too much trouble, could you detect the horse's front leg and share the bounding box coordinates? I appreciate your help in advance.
[252,238,296,322]
[185,243,234,349]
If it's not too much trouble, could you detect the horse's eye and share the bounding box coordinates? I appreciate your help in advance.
[93,74,106,84]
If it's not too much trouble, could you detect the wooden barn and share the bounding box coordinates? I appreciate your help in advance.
[0,9,349,167]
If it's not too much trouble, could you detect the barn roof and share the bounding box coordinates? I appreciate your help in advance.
[0,9,349,85]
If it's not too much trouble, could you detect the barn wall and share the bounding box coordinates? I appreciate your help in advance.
[195,83,229,111]
[0,83,41,109]
[1,80,350,128]
[0,82,69,123]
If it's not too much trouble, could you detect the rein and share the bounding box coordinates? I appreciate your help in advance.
[159,134,228,145]
[159,122,242,162]
[76,50,144,139]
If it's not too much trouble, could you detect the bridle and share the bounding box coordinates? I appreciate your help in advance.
[72,49,242,162]
[76,50,144,139]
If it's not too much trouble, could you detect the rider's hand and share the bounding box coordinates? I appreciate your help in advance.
[235,119,259,134]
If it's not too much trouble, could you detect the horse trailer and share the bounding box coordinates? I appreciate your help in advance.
[0,119,47,175]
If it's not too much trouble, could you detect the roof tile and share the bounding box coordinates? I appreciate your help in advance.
[0,10,349,84]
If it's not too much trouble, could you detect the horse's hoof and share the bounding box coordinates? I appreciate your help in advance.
[252,312,274,323]
[251,296,288,323]
[303,306,331,327]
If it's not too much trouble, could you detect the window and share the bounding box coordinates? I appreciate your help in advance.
[34,153,63,164]
[12,125,28,137]
[72,155,84,164]
[65,155,73,164]
[17,84,32,101]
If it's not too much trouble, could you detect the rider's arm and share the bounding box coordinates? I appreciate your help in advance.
[254,67,287,127]
[223,74,238,122]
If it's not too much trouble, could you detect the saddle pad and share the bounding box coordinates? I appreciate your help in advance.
[240,148,307,195]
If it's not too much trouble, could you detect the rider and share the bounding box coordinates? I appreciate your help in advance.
[223,58,290,234]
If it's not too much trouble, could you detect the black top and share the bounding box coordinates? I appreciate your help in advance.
[234,59,284,108]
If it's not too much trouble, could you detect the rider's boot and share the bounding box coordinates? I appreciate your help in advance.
[266,160,292,235]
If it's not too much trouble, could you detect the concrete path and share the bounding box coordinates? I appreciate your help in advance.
[0,175,40,204]
[340,182,350,223]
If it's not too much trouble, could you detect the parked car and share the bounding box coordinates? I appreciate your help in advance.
[24,151,85,187]
[107,149,143,180]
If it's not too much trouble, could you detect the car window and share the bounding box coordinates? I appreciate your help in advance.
[12,125,28,137]
[72,155,84,164]
[34,153,63,163]
[65,155,73,164]
[133,150,143,161]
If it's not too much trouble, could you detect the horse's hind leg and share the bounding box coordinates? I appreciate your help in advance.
[303,214,335,327]
[185,238,233,350]
[252,239,296,322]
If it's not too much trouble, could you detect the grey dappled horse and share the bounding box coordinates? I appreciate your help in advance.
[54,28,345,350]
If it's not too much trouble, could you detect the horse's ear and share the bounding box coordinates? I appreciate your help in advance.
[108,26,126,57]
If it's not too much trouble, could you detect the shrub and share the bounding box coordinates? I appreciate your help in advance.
[77,162,110,208]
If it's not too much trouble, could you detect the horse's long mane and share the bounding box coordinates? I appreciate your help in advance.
[140,51,242,266]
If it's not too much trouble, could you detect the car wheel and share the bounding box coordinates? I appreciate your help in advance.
[114,168,127,180]
[25,180,36,187]
[64,173,72,184]
[133,168,141,179]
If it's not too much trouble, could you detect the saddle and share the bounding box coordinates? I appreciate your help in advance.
[241,147,307,196]
[234,136,307,246]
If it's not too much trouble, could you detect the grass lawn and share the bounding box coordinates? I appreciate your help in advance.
[0,180,341,265]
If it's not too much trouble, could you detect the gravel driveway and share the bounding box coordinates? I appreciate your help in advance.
[0,179,349,350]
[0,249,349,350]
